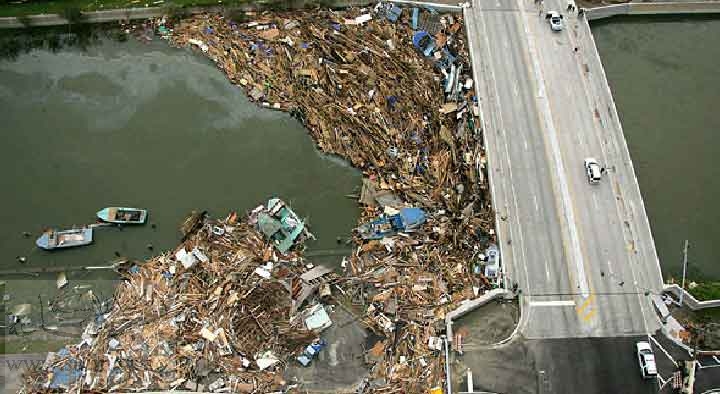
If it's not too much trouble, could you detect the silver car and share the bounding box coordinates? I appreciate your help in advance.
[547,11,564,31]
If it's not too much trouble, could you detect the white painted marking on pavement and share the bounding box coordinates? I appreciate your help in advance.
[592,193,599,211]
[530,300,576,307]
[649,334,678,368]
[533,194,539,212]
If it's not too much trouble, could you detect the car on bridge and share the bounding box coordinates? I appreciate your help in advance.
[546,11,564,32]
[636,341,658,379]
[584,158,603,184]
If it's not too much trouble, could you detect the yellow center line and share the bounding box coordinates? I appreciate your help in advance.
[575,293,595,315]
[581,308,597,322]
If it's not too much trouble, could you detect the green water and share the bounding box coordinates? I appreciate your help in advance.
[592,17,720,281]
[0,38,360,333]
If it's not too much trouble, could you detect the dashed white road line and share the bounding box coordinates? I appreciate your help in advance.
[592,193,599,211]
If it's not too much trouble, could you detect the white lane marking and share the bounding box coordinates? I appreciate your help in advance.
[533,194,539,212]
[524,137,529,151]
[649,334,678,368]
[516,0,589,298]
[607,260,614,276]
[699,364,720,370]
[529,300,576,307]
[656,374,667,388]
[592,193,599,211]
[544,258,551,281]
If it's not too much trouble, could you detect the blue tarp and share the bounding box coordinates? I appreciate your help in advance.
[412,31,429,50]
[48,348,83,389]
[398,207,426,230]
[387,5,403,22]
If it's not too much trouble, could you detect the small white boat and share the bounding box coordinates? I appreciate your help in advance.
[36,228,93,250]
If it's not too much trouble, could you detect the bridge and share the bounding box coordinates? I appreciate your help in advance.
[464,0,664,339]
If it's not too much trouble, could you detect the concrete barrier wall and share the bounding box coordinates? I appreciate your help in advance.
[586,3,630,20]
[664,284,720,310]
[586,1,720,20]
[445,288,511,343]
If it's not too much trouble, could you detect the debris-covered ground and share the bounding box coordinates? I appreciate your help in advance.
[21,4,500,393]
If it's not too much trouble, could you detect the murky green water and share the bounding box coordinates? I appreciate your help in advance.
[592,17,720,281]
[0,37,360,335]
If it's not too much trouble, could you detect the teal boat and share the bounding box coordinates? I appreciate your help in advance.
[254,198,309,254]
[97,207,148,224]
[36,228,93,250]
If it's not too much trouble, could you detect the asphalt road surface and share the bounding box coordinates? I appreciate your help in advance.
[465,0,664,339]
[455,336,668,394]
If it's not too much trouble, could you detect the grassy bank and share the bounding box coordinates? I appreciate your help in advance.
[689,281,720,301]
[0,0,347,18]
[0,0,248,17]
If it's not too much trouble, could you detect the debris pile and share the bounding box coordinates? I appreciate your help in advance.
[167,5,498,391]
[22,4,502,393]
[21,204,333,393]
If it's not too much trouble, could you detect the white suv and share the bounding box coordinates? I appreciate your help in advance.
[636,342,657,379]
[547,11,564,31]
[584,158,602,184]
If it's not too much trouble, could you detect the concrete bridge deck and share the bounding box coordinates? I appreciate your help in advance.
[465,0,664,339]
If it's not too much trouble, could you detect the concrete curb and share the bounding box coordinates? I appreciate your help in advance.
[586,1,720,20]
[663,283,720,310]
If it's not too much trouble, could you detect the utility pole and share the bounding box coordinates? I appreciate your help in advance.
[680,240,689,306]
[442,335,452,394]
[38,294,45,328]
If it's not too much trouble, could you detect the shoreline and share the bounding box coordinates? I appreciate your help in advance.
[1,0,719,28]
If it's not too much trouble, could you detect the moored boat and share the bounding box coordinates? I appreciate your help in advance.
[36,228,93,250]
[97,207,148,224]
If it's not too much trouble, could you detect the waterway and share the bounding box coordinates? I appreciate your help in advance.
[592,16,720,281]
[0,35,360,341]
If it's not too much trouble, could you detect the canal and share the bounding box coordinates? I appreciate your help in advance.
[592,16,720,282]
[0,33,360,350]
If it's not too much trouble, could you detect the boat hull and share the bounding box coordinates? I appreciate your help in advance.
[36,228,93,250]
[97,207,148,224]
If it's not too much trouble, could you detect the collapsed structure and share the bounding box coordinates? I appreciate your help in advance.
[22,3,501,393]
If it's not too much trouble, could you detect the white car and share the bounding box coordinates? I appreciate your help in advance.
[584,158,602,184]
[636,342,658,379]
[547,11,564,31]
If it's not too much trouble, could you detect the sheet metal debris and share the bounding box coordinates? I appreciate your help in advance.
[21,205,324,393]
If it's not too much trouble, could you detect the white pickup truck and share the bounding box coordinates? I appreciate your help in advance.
[636,341,658,379]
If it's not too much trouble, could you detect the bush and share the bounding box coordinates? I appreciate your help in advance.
[689,282,720,301]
